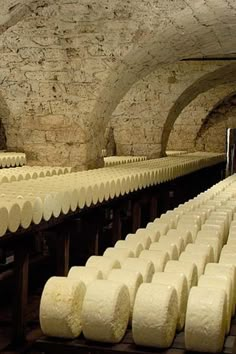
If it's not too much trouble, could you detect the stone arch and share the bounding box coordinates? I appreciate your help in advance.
[167,84,236,151]
[88,0,236,164]
[194,93,236,152]
[161,63,236,154]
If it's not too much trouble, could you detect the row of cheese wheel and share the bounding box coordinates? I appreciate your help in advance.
[104,156,147,167]
[0,152,225,237]
[0,152,26,167]
[0,166,72,185]
[39,173,236,352]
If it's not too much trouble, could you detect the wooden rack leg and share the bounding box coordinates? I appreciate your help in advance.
[56,229,70,276]
[12,240,29,344]
[112,206,122,245]
[149,195,158,221]
[132,200,141,233]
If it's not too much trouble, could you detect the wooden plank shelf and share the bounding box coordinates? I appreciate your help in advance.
[34,326,236,354]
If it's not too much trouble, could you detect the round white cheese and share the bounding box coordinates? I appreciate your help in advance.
[132,283,178,348]
[205,262,236,315]
[185,286,226,353]
[114,240,143,257]
[125,233,151,249]
[108,269,143,322]
[40,276,86,338]
[81,280,130,343]
[135,228,160,242]
[139,250,170,272]
[179,252,207,279]
[68,266,103,286]
[152,272,188,331]
[198,274,232,334]
[103,247,135,263]
[165,260,198,291]
[195,237,221,262]
[149,242,178,260]
[85,256,121,279]
[185,243,214,263]
[121,258,155,282]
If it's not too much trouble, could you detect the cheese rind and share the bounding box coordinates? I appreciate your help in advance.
[152,272,188,331]
[108,269,143,321]
[85,256,120,279]
[185,286,226,353]
[165,260,198,291]
[132,283,178,348]
[139,250,170,272]
[68,266,103,286]
[81,280,130,343]
[121,258,155,282]
[40,277,86,338]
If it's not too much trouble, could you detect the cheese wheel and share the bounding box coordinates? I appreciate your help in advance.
[165,230,185,253]
[145,223,162,240]
[149,242,178,260]
[159,235,183,257]
[121,258,155,282]
[132,283,178,348]
[103,248,135,263]
[220,245,236,256]
[176,224,198,241]
[0,206,8,236]
[85,256,121,279]
[152,272,188,331]
[14,198,33,229]
[125,233,151,249]
[40,277,86,338]
[195,238,220,262]
[3,202,21,233]
[185,287,226,353]
[81,280,130,343]
[198,275,232,334]
[139,250,170,272]
[114,240,143,257]
[196,229,223,248]
[185,243,214,263]
[68,266,103,286]
[108,269,143,321]
[165,260,198,291]
[135,228,160,242]
[151,221,169,235]
[179,252,207,279]
[205,263,236,315]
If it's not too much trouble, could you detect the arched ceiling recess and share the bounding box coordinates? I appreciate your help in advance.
[195,92,236,146]
[167,84,236,152]
[89,0,236,153]
[161,63,236,154]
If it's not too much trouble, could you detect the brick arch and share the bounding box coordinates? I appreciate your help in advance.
[161,63,236,155]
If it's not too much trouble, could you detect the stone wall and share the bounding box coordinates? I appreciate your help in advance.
[167,84,236,152]
[110,61,234,157]
[0,0,236,168]
[195,95,236,152]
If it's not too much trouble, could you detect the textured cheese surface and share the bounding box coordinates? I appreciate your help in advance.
[165,231,185,254]
[115,240,143,257]
[176,224,198,241]
[185,286,226,353]
[132,283,178,348]
[179,252,207,279]
[85,256,121,279]
[159,236,183,257]
[197,229,223,248]
[81,280,130,343]
[103,248,135,263]
[185,243,214,263]
[135,228,160,242]
[198,275,232,334]
[149,242,178,260]
[205,263,236,315]
[108,269,143,321]
[125,234,151,250]
[152,272,188,331]
[40,277,86,338]
[195,237,221,262]
[151,221,169,235]
[165,260,198,291]
[121,258,155,282]
[139,250,170,272]
[67,266,103,286]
